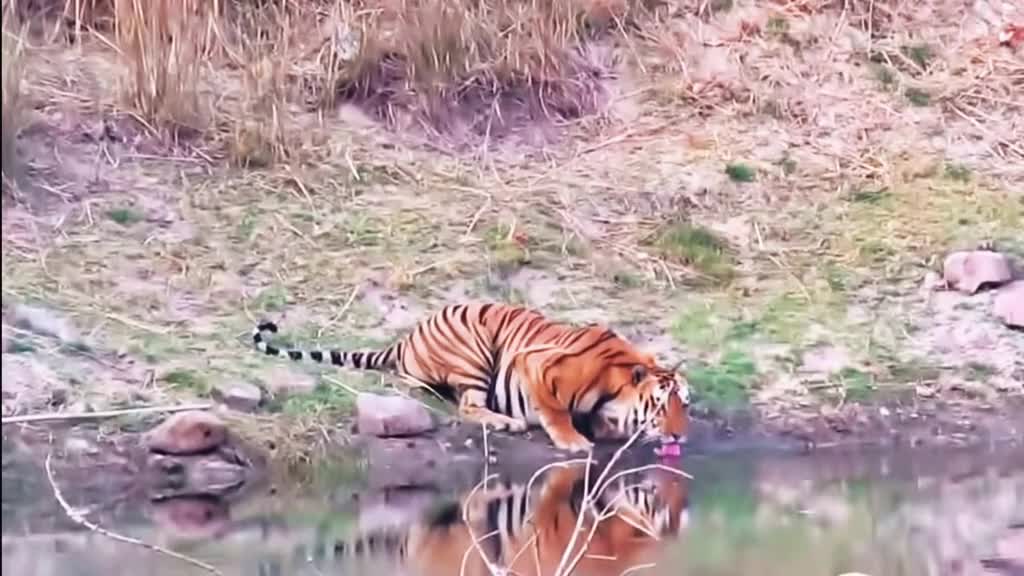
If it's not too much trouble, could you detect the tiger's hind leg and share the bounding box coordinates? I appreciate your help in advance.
[457,390,528,433]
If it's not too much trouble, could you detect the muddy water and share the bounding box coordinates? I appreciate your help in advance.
[3,443,1023,576]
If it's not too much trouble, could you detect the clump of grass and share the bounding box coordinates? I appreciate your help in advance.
[901,43,934,71]
[274,382,354,417]
[725,162,756,183]
[904,87,931,106]
[484,223,530,272]
[314,0,643,145]
[777,153,797,176]
[838,367,874,401]
[871,64,897,90]
[656,223,734,281]
[220,3,298,167]
[160,368,209,395]
[766,16,788,35]
[688,350,756,412]
[105,207,144,225]
[114,0,211,137]
[944,162,971,183]
[2,4,27,192]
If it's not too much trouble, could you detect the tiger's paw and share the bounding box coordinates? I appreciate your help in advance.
[551,435,593,454]
[505,418,528,433]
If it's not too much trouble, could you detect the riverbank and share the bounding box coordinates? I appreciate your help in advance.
[3,0,1022,474]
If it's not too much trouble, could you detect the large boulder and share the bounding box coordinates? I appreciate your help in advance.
[993,280,1024,328]
[356,392,436,438]
[144,411,228,455]
[942,251,1013,294]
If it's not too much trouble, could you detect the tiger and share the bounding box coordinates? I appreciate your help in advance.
[252,302,690,453]
[332,463,690,576]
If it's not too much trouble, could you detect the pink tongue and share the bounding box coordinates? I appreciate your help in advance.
[655,443,682,458]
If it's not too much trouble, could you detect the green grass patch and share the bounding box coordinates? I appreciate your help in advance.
[275,381,354,417]
[160,368,209,395]
[846,187,891,204]
[965,361,998,381]
[904,87,931,106]
[253,285,289,313]
[6,338,35,353]
[725,162,756,183]
[943,162,971,183]
[688,350,756,411]
[105,207,144,226]
[777,153,797,176]
[483,224,530,271]
[902,43,934,71]
[766,16,789,35]
[871,64,897,89]
[655,223,734,281]
[837,367,874,401]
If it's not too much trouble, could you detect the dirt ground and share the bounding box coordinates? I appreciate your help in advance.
[2,0,1022,465]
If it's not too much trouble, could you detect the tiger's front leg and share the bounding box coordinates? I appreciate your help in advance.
[457,390,528,433]
[513,351,594,453]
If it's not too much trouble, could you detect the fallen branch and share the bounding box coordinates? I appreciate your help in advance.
[45,449,223,575]
[2,403,215,426]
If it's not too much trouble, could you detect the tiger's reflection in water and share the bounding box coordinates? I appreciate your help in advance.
[335,463,690,576]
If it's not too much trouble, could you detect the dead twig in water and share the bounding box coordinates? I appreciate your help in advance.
[2,403,214,425]
[45,448,223,575]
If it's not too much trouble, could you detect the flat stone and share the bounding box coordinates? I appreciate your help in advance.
[212,380,263,412]
[12,304,80,344]
[943,251,1013,294]
[143,411,228,455]
[993,280,1024,328]
[356,392,435,438]
[264,366,317,398]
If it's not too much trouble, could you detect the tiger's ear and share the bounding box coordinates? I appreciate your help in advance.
[632,365,648,385]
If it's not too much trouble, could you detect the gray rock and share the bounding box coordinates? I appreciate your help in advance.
[212,380,263,412]
[356,392,435,438]
[12,304,80,344]
[993,280,1024,328]
[264,366,317,398]
[943,251,1013,294]
[144,411,228,455]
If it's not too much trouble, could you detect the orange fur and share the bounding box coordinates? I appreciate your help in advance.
[253,302,689,451]
[337,464,690,576]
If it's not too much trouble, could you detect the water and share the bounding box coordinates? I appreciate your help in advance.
[3,443,1023,576]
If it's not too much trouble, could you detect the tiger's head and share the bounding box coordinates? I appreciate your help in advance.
[592,362,690,448]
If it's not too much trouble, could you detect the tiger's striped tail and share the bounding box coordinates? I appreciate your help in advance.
[252,321,399,371]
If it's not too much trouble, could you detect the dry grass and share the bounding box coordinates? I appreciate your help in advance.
[2,0,1022,465]
[2,0,27,192]
[111,0,212,138]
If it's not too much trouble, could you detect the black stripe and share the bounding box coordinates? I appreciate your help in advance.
[288,350,302,361]
[265,345,280,356]
[516,381,527,418]
[352,352,364,368]
[310,351,324,363]
[331,350,344,365]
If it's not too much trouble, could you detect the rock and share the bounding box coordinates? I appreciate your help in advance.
[264,366,317,398]
[212,381,263,412]
[144,411,228,455]
[942,251,1013,294]
[993,280,1024,328]
[356,392,435,438]
[12,304,80,344]
[150,496,230,540]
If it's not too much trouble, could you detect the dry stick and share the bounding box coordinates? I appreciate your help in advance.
[45,450,223,575]
[2,403,214,426]
[316,284,361,340]
[459,472,503,576]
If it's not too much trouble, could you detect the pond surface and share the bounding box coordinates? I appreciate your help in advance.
[3,442,1023,576]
